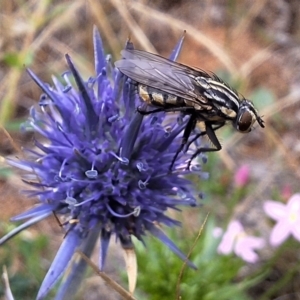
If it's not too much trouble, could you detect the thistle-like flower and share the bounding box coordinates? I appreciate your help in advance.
[1,28,206,299]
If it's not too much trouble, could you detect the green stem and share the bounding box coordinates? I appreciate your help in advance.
[258,240,300,300]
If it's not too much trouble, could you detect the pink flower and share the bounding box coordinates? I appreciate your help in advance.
[234,165,250,188]
[281,185,292,201]
[216,220,265,263]
[264,194,300,246]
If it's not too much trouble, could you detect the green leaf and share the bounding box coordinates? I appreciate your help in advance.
[3,51,34,68]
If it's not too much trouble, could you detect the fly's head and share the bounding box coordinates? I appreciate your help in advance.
[234,99,264,133]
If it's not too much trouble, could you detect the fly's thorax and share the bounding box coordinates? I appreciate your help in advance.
[192,75,243,121]
[183,99,212,110]
[219,106,237,119]
[194,76,240,110]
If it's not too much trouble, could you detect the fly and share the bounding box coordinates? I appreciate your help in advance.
[115,50,265,170]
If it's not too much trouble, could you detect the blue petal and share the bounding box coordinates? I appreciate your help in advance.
[149,225,197,270]
[0,212,51,245]
[99,229,111,271]
[37,231,81,300]
[157,122,186,152]
[125,38,134,51]
[65,54,98,132]
[93,26,106,77]
[169,31,186,61]
[6,157,37,172]
[11,204,55,221]
[26,69,62,106]
[120,112,143,159]
[122,79,137,120]
[55,228,100,300]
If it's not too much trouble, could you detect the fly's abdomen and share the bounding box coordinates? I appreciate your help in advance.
[138,84,185,108]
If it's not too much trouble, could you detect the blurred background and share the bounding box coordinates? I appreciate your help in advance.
[1,0,300,299]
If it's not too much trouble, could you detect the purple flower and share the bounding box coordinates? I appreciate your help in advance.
[215,220,265,263]
[1,28,206,299]
[264,194,300,246]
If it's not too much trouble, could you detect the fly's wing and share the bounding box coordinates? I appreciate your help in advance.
[114,49,210,103]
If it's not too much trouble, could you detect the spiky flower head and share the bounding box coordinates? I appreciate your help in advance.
[1,27,207,298]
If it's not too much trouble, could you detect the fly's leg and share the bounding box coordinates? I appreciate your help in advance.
[137,106,165,115]
[169,113,197,170]
[185,122,225,151]
[137,105,195,115]
[186,122,222,170]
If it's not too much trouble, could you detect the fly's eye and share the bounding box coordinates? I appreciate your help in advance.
[237,109,254,132]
